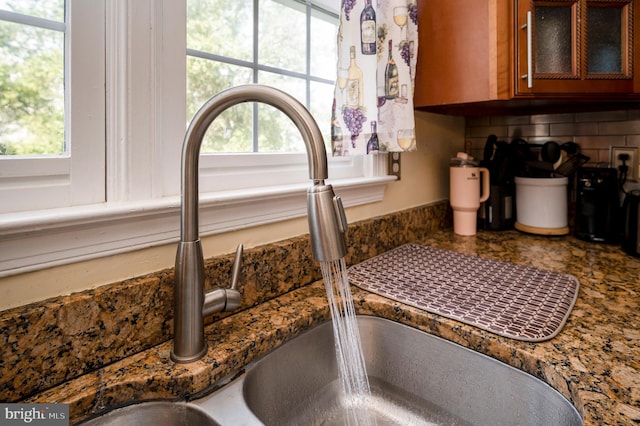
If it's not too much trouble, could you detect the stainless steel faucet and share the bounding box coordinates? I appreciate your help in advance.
[172,84,348,363]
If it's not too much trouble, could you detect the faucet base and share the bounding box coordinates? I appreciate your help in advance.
[171,343,208,364]
[173,240,206,363]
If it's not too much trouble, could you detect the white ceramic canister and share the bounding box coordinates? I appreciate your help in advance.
[515,176,568,231]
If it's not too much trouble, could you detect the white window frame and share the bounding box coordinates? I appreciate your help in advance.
[0,0,394,278]
[0,1,106,213]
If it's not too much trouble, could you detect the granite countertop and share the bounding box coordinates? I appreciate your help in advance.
[27,230,639,425]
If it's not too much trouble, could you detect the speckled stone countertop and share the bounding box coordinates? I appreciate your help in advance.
[22,230,640,425]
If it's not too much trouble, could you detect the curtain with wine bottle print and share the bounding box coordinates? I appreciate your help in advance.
[332,0,418,156]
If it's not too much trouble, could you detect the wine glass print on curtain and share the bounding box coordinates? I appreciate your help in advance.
[393,6,408,41]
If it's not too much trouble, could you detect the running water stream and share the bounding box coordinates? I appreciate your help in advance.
[320,257,376,426]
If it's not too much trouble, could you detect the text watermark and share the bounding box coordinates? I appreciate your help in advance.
[1,404,68,426]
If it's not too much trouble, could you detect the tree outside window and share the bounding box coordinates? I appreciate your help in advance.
[0,0,65,155]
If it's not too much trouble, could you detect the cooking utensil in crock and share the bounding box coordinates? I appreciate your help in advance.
[555,153,590,177]
[541,141,561,164]
[526,141,562,178]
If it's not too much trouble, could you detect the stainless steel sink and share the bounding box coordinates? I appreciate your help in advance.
[78,401,220,426]
[207,316,582,426]
[82,316,583,425]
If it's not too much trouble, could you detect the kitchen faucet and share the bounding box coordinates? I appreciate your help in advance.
[172,84,348,363]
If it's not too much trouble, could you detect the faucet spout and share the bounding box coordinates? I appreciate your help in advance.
[172,84,348,363]
[180,85,328,243]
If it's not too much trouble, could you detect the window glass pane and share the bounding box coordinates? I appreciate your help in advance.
[257,103,303,152]
[187,0,252,62]
[259,0,306,73]
[187,57,253,153]
[310,80,333,149]
[203,103,254,153]
[310,8,337,80]
[587,6,622,74]
[535,6,572,74]
[258,71,306,104]
[257,71,306,152]
[0,20,64,155]
[187,57,253,117]
[0,0,64,22]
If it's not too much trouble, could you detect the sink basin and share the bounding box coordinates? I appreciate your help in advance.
[238,316,582,425]
[85,316,582,425]
[78,401,220,426]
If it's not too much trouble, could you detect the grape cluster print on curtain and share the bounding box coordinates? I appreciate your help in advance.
[332,0,419,156]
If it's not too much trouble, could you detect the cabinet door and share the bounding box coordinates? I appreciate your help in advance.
[516,0,637,94]
[413,0,511,107]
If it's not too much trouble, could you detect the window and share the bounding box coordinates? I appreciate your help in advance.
[0,0,392,277]
[186,0,337,153]
[0,1,105,213]
[0,2,65,156]
[186,0,355,193]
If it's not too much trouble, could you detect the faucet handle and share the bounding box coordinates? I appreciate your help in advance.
[225,244,243,311]
[202,244,243,316]
[230,243,243,290]
[224,244,243,311]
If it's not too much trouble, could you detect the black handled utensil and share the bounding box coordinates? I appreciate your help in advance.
[541,141,561,164]
[555,153,590,177]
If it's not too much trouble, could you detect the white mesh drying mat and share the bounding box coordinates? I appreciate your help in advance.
[348,244,580,342]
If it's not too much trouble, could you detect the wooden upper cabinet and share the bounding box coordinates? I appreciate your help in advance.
[516,0,637,95]
[413,0,512,107]
[414,0,640,112]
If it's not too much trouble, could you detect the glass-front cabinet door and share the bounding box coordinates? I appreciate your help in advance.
[516,0,636,94]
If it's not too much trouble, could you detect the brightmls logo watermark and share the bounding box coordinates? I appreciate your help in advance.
[1,404,68,426]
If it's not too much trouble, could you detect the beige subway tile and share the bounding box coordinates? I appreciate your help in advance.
[467,126,508,139]
[598,149,614,166]
[599,120,640,135]
[545,136,574,144]
[527,136,553,145]
[627,135,640,148]
[531,113,575,124]
[550,122,598,136]
[627,109,640,121]
[574,135,625,149]
[503,115,530,125]
[576,110,628,122]
[580,148,599,164]
[507,123,548,138]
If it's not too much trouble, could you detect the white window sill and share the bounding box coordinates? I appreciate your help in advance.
[0,176,396,277]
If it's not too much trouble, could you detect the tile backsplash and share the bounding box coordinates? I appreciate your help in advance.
[465,108,640,171]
